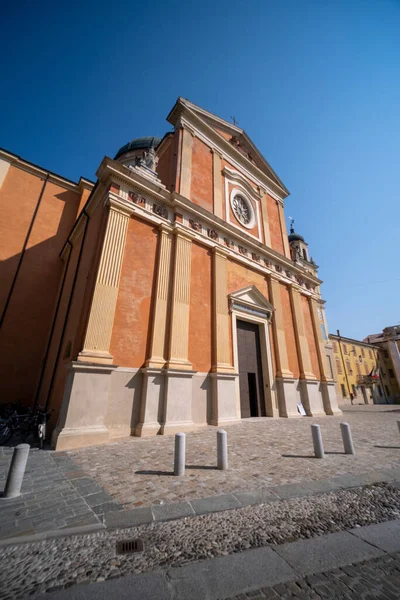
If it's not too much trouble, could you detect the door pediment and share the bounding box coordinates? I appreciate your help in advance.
[229,285,274,320]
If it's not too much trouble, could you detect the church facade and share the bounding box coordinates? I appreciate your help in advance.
[0,98,340,450]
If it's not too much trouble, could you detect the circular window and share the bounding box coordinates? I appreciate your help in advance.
[230,189,255,229]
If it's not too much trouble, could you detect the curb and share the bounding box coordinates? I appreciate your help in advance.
[1,467,399,548]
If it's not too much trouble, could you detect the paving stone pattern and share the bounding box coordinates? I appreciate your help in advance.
[68,406,400,509]
[0,450,122,540]
[227,552,400,599]
[1,485,400,599]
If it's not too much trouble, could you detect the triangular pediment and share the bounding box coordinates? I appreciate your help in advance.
[229,285,274,319]
[167,98,289,195]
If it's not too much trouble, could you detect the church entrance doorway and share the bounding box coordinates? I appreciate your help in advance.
[236,319,266,418]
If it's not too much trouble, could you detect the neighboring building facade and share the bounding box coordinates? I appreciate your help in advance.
[364,326,400,403]
[330,329,400,405]
[0,98,341,450]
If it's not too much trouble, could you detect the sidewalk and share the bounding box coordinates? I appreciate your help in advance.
[1,455,399,545]
[41,520,400,600]
[1,404,399,543]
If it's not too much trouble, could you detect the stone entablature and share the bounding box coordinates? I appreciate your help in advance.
[95,158,322,300]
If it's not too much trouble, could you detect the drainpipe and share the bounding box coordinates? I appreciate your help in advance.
[337,329,351,400]
[44,210,90,411]
[33,240,73,410]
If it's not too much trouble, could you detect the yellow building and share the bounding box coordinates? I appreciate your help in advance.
[330,332,385,404]
[364,325,400,403]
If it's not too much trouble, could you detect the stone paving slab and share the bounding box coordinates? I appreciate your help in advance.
[190,493,242,515]
[152,501,195,522]
[42,571,171,600]
[42,530,400,600]
[350,519,400,553]
[273,530,383,577]
[0,448,119,540]
[168,546,297,599]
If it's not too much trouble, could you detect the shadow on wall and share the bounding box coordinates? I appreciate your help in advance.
[0,193,83,410]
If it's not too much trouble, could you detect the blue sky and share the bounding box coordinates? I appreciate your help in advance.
[1,0,399,340]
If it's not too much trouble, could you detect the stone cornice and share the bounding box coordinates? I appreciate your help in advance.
[171,192,322,287]
[222,166,261,201]
[77,155,323,299]
[0,148,95,194]
[329,334,380,350]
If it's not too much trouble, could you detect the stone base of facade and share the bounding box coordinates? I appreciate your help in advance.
[161,369,195,434]
[52,425,110,451]
[52,362,116,451]
[298,378,326,416]
[321,381,342,415]
[275,376,302,417]
[210,372,241,426]
[51,362,341,450]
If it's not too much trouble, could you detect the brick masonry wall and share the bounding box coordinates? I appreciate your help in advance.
[0,165,83,407]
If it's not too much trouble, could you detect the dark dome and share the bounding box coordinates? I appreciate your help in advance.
[288,232,305,243]
[115,136,161,160]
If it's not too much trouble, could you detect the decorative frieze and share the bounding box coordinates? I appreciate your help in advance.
[122,183,319,297]
[224,237,234,249]
[189,218,202,232]
[152,203,168,219]
[128,190,145,205]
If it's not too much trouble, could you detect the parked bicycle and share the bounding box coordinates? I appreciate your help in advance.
[0,404,52,448]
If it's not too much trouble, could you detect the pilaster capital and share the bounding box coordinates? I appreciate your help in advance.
[158,222,173,234]
[212,246,229,259]
[108,195,134,218]
[172,224,196,241]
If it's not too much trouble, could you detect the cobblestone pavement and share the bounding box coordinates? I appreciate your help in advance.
[0,451,121,540]
[1,483,399,599]
[68,405,400,509]
[228,552,400,599]
[0,405,399,541]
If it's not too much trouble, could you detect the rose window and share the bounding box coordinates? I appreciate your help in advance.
[232,194,251,225]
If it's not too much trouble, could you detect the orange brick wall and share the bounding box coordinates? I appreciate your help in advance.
[0,165,84,407]
[301,295,320,379]
[280,284,300,378]
[188,242,212,371]
[227,259,269,298]
[110,216,158,367]
[190,137,213,212]
[266,194,284,255]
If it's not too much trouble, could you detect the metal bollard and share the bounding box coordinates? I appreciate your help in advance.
[340,422,355,455]
[174,433,186,476]
[3,444,30,499]
[311,424,324,458]
[217,429,228,470]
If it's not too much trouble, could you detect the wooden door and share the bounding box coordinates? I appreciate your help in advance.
[236,319,266,418]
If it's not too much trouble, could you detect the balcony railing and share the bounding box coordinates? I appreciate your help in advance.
[357,375,378,385]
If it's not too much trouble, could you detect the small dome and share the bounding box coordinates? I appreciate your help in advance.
[288,232,305,243]
[115,136,161,160]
